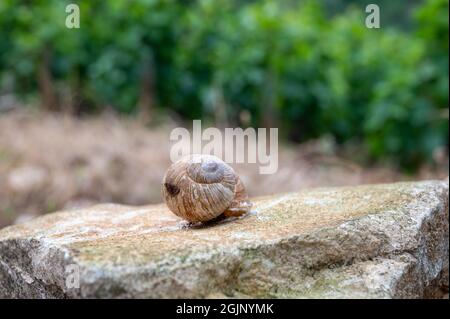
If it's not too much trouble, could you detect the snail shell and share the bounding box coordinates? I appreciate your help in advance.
[162,154,252,222]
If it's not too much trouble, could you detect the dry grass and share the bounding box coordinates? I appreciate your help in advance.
[0,110,447,227]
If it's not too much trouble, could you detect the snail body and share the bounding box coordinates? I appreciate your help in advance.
[162,154,252,222]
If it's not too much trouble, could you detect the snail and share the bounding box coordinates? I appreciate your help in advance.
[162,154,252,223]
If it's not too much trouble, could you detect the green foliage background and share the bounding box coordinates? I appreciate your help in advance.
[0,0,448,170]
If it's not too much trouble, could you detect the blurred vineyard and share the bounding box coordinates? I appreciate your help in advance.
[0,0,448,170]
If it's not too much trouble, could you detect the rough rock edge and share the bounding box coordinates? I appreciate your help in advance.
[0,180,448,299]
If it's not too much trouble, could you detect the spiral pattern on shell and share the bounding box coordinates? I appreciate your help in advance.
[162,154,240,222]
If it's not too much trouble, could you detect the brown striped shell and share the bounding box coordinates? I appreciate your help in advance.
[162,154,252,222]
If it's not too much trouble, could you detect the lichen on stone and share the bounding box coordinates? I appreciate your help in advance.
[0,180,448,298]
